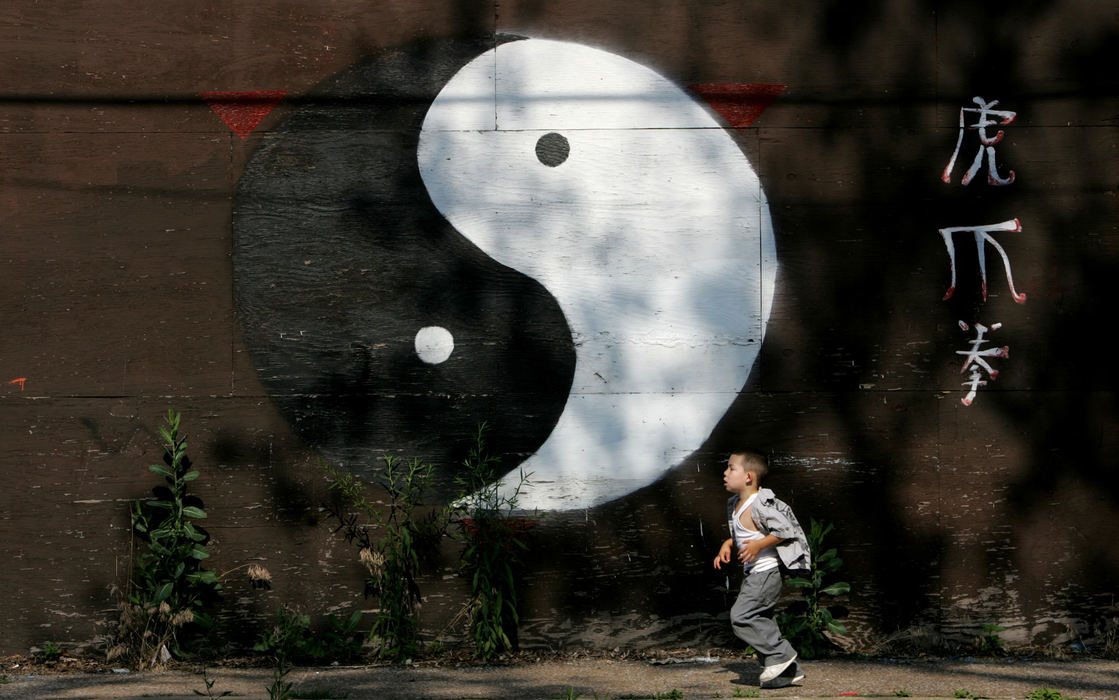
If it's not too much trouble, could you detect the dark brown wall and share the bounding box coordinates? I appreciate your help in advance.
[2,0,1117,655]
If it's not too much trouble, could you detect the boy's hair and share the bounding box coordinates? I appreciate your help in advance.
[732,450,769,481]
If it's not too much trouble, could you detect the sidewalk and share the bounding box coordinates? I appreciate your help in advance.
[2,655,1117,699]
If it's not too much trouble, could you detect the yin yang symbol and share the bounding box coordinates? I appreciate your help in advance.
[233,36,776,509]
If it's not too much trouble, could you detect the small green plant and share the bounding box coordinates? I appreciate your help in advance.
[319,611,364,661]
[732,688,760,698]
[192,668,232,698]
[954,690,985,699]
[37,640,63,661]
[1026,691,1074,700]
[255,608,363,664]
[252,607,363,665]
[974,623,1005,655]
[253,607,312,700]
[778,518,850,658]
[109,410,223,668]
[657,691,684,700]
[265,665,294,700]
[453,422,535,661]
[323,456,439,661]
[1098,600,1119,658]
[894,691,911,698]
[253,608,357,700]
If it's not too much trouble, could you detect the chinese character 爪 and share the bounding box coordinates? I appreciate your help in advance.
[939,219,1027,304]
[942,96,1017,186]
[956,320,1009,406]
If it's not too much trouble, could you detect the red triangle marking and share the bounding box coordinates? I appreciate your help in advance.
[200,90,287,139]
[688,83,786,128]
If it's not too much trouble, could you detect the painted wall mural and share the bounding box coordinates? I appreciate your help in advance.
[3,0,1117,657]
[233,36,776,510]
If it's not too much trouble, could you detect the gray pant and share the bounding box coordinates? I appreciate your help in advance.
[729,567,798,669]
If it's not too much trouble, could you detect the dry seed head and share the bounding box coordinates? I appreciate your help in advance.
[247,563,272,582]
[170,609,195,627]
[360,547,385,575]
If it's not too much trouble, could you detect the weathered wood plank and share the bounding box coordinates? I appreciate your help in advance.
[1,0,1117,658]
[1,132,235,397]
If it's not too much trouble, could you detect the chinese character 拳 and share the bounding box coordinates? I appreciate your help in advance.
[956,320,1009,406]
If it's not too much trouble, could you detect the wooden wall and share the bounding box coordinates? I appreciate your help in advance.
[1,0,1117,655]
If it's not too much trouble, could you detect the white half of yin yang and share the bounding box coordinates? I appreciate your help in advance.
[418,38,777,511]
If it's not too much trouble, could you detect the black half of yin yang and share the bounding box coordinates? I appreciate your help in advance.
[232,35,575,500]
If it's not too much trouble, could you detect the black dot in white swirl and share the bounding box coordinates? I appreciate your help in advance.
[535,132,570,167]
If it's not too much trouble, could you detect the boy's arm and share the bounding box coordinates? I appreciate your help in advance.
[737,534,784,564]
[712,538,734,569]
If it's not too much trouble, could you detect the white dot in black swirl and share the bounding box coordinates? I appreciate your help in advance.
[414,326,454,364]
[535,132,570,167]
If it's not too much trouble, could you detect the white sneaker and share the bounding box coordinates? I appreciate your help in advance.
[761,670,805,689]
[758,653,798,683]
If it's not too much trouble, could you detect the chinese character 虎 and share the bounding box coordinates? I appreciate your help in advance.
[942,96,1017,186]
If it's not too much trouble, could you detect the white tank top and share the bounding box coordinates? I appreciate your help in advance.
[732,494,779,573]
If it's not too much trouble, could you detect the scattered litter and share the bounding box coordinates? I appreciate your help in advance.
[648,656,720,665]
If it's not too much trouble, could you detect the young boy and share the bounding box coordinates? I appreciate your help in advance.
[713,450,809,688]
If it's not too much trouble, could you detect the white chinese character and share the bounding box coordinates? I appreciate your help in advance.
[956,321,1009,406]
[942,96,1017,186]
[939,219,1027,304]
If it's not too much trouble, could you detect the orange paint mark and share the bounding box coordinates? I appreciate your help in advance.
[688,83,787,127]
[200,90,287,140]
[9,377,26,390]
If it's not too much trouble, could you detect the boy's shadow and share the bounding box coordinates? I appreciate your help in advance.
[723,659,761,686]
[723,660,804,688]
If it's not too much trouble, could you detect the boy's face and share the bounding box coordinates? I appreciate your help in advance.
[723,453,752,493]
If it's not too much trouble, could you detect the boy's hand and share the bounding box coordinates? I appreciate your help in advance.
[738,535,783,564]
[738,540,765,564]
[713,540,732,569]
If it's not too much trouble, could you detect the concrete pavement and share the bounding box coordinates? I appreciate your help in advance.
[2,655,1116,699]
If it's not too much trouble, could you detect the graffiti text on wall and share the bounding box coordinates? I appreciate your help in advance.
[939,219,1027,304]
[940,96,1024,406]
[942,96,1017,186]
[956,321,1009,407]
